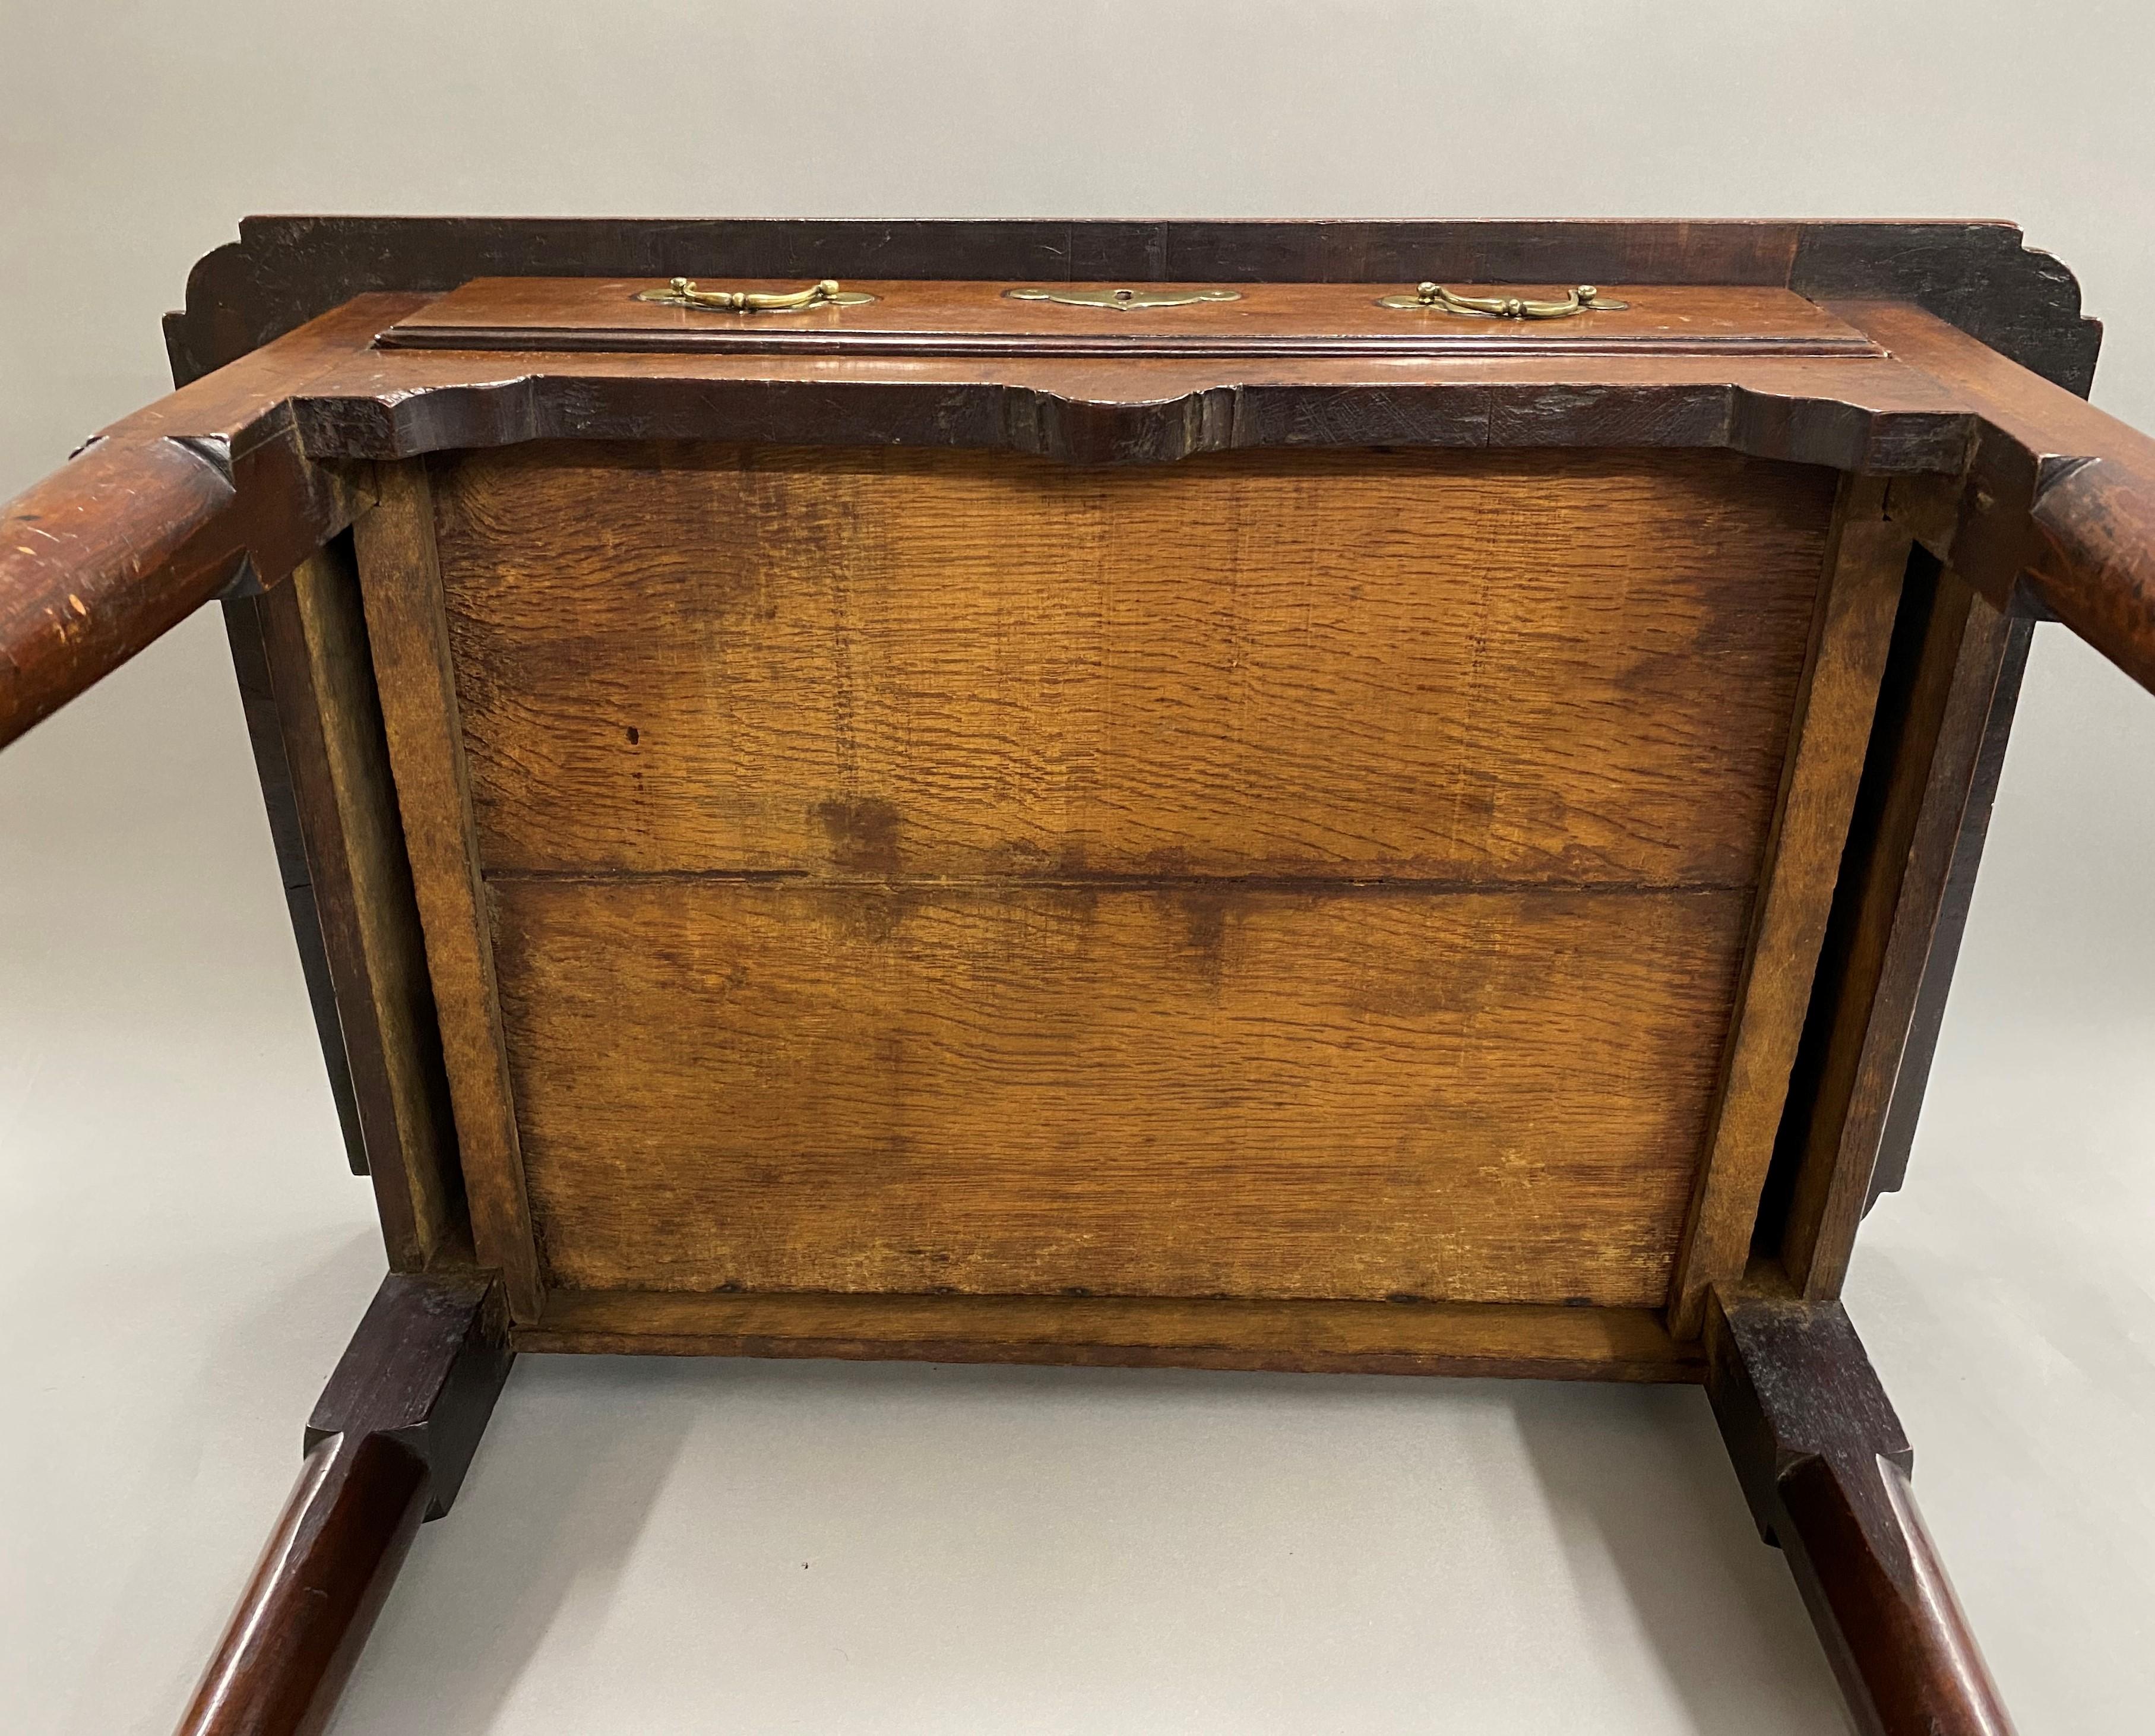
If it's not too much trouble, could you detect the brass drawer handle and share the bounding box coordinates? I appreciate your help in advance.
[1377,282,1630,319]
[1004,286,1243,311]
[632,277,878,312]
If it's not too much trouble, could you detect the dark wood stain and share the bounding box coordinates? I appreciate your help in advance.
[173,1275,510,1736]
[221,586,371,1179]
[1707,1291,2015,1735]
[811,793,905,877]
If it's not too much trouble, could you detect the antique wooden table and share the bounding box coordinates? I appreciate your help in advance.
[7,217,2150,1736]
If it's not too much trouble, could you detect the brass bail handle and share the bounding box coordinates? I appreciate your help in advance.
[1379,282,1631,318]
[632,276,877,311]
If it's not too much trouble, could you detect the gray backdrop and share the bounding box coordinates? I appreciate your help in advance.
[4,4,2151,1731]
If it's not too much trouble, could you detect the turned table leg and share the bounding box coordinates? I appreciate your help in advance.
[1707,1291,2014,1736]
[173,1273,512,1736]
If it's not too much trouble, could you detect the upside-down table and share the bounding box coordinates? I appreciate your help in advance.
[8,217,2151,1736]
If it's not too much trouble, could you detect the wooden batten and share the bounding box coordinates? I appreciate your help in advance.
[1667,476,1913,1339]
[254,545,468,1267]
[353,465,542,1318]
[523,1290,1703,1383]
[1867,608,2033,1206]
[1772,570,2028,1295]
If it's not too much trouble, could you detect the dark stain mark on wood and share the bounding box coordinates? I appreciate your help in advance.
[812,793,904,876]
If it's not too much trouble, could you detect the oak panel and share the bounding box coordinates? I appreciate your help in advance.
[492,879,1751,1306]
[435,444,1834,886]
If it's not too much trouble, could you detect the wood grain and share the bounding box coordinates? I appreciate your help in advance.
[1774,570,2024,1294]
[1,292,403,745]
[0,437,241,746]
[305,1272,514,1519]
[275,545,468,1264]
[1666,479,1909,1337]
[436,443,1836,886]
[354,466,540,1318]
[492,878,1750,1305]
[175,1433,429,1736]
[524,1288,1703,1381]
[1866,611,2032,1209]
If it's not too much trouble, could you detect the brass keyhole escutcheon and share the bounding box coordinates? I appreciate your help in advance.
[1002,286,1243,311]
